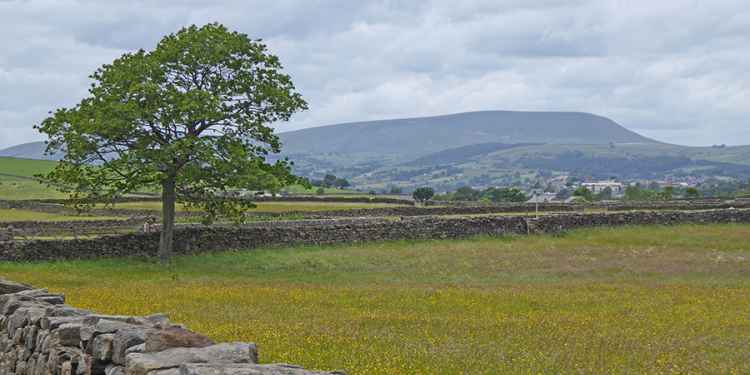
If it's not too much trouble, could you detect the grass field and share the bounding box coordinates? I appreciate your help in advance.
[107,201,406,213]
[0,176,68,200]
[0,157,67,200]
[2,224,749,374]
[0,157,58,177]
[0,208,118,222]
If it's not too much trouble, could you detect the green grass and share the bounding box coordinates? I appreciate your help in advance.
[0,176,68,200]
[0,157,67,200]
[105,201,405,213]
[0,208,119,222]
[2,224,750,373]
[280,184,357,195]
[0,156,58,178]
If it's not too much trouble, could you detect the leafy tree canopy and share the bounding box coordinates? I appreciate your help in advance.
[483,187,528,203]
[412,187,435,203]
[572,186,594,202]
[36,23,308,261]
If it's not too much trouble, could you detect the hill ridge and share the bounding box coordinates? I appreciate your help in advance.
[278,110,657,158]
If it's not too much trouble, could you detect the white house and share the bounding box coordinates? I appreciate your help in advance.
[581,181,624,194]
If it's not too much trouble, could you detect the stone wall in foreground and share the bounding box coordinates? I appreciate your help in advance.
[0,279,340,375]
[2,209,749,262]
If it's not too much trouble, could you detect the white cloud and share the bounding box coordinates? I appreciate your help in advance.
[0,0,748,148]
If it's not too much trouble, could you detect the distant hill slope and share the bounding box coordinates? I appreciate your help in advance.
[0,157,58,178]
[4,111,657,162]
[0,142,60,161]
[279,111,657,159]
[3,110,749,191]
[405,143,540,167]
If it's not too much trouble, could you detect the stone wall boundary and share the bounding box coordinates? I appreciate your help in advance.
[1,209,749,262]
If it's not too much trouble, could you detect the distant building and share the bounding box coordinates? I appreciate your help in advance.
[581,181,624,194]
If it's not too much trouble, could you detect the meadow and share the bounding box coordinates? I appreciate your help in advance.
[0,177,68,200]
[107,200,406,213]
[2,224,749,374]
[0,208,118,222]
[0,157,67,200]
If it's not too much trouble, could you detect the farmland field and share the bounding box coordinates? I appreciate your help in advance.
[106,200,407,213]
[0,177,67,200]
[2,224,749,374]
[0,208,118,222]
[0,157,57,177]
[0,157,66,200]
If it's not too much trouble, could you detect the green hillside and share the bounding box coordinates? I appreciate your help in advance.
[0,157,65,200]
[279,110,657,159]
[0,157,58,177]
[3,111,749,192]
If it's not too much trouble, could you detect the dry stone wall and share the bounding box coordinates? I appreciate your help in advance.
[2,209,749,262]
[0,220,142,238]
[0,279,340,375]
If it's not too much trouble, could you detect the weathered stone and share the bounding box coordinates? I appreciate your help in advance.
[112,328,150,365]
[125,343,257,375]
[23,325,37,350]
[128,314,171,329]
[41,316,86,331]
[37,294,65,305]
[105,364,126,375]
[144,327,214,353]
[0,279,32,295]
[92,334,115,362]
[15,359,28,375]
[53,323,83,347]
[61,360,73,375]
[125,344,145,356]
[81,319,140,343]
[148,369,181,375]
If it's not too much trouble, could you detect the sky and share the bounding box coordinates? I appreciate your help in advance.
[0,0,748,149]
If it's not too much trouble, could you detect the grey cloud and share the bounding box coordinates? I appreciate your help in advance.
[0,0,749,149]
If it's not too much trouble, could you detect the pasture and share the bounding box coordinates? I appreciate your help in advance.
[0,208,117,222]
[106,200,407,213]
[0,157,66,200]
[2,224,749,374]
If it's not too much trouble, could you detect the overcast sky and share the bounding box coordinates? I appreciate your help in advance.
[1,0,748,149]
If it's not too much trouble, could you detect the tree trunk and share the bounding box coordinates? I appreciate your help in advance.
[159,177,176,264]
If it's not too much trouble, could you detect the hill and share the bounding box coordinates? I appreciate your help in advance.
[349,143,750,192]
[0,142,61,161]
[279,110,657,159]
[3,110,749,191]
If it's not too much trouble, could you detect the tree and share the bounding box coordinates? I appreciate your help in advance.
[483,187,528,203]
[37,24,307,263]
[660,186,674,200]
[738,178,750,198]
[388,186,403,194]
[453,186,481,201]
[412,187,435,204]
[685,187,701,199]
[322,174,338,188]
[333,178,350,189]
[573,186,594,202]
[624,185,658,201]
[595,186,613,201]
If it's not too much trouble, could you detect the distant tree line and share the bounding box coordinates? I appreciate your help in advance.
[310,174,350,189]
[432,186,528,203]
